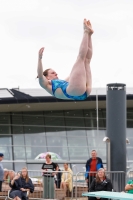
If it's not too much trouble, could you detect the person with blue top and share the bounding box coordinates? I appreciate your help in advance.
[37,18,93,100]
[0,153,4,192]
[85,150,103,190]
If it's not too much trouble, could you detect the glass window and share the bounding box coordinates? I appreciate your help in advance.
[68,146,89,160]
[45,117,65,127]
[64,110,85,127]
[13,134,24,145]
[127,120,133,128]
[87,129,106,161]
[14,162,27,172]
[0,114,11,134]
[84,109,97,128]
[72,163,86,175]
[66,128,86,136]
[24,125,45,134]
[24,133,47,159]
[26,146,47,160]
[45,111,65,127]
[46,146,69,160]
[45,111,64,117]
[0,135,12,160]
[0,126,11,134]
[12,114,23,134]
[67,136,87,147]
[11,113,23,125]
[13,146,26,160]
[2,162,13,170]
[12,126,23,134]
[127,128,133,161]
[22,112,44,125]
[84,109,97,118]
[27,164,43,171]
[0,113,10,124]
[13,134,25,160]
[101,109,106,118]
[46,128,68,160]
[64,110,83,117]
[84,109,106,128]
[127,128,133,137]
[127,109,133,120]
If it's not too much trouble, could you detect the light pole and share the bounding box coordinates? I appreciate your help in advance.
[103,137,110,171]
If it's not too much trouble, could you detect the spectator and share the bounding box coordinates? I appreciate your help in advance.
[61,163,73,194]
[89,168,112,200]
[42,153,57,176]
[125,179,133,194]
[0,153,4,192]
[85,150,103,188]
[41,153,56,198]
[4,169,16,182]
[9,167,34,200]
[54,164,62,188]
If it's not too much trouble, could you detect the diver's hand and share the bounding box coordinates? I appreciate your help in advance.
[38,47,44,59]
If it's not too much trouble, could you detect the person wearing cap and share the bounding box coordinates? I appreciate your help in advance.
[0,153,4,192]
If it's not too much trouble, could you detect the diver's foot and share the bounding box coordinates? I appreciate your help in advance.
[84,19,94,34]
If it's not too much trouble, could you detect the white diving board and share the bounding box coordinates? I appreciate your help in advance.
[82,191,133,200]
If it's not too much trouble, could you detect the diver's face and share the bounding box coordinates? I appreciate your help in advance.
[47,69,58,80]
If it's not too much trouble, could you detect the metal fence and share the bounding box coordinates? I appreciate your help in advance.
[1,170,73,200]
[75,171,125,200]
[0,169,126,200]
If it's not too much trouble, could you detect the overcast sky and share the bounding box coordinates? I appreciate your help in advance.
[0,0,133,91]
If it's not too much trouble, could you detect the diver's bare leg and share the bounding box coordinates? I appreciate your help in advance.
[67,19,91,96]
[85,20,93,95]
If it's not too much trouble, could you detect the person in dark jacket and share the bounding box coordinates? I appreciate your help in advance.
[89,168,112,200]
[85,150,103,188]
[0,153,4,192]
[9,167,34,200]
[54,164,62,188]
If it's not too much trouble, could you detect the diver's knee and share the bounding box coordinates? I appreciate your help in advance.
[85,58,91,64]
[77,54,86,61]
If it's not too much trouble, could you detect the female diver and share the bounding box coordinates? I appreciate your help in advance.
[37,19,93,100]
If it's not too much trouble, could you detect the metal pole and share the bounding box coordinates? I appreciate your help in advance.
[106,83,126,191]
[96,89,99,131]
[103,137,111,171]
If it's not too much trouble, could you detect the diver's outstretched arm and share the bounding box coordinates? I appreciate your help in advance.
[37,47,44,78]
[37,47,49,88]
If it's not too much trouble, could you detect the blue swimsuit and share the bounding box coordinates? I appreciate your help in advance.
[51,79,87,100]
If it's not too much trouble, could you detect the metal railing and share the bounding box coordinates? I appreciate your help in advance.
[0,169,127,200]
[1,170,73,199]
[75,171,125,200]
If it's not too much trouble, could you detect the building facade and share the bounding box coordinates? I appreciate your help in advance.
[0,87,133,173]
